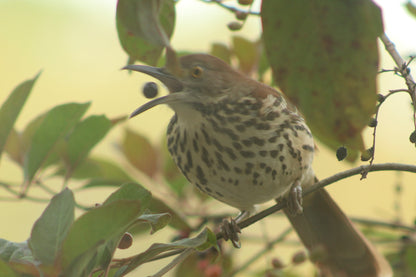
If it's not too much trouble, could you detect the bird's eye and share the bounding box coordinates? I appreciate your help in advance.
[191,66,204,78]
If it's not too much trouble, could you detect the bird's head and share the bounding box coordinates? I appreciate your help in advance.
[124,54,246,118]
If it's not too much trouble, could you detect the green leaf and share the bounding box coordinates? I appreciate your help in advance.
[23,102,90,187]
[0,240,30,262]
[61,200,141,269]
[0,259,19,277]
[29,188,75,265]
[64,115,112,176]
[116,0,176,65]
[121,128,159,177]
[103,182,151,211]
[262,0,383,159]
[149,197,191,231]
[405,1,416,18]
[210,43,231,64]
[4,128,23,165]
[55,157,134,185]
[405,245,416,275]
[0,72,40,162]
[62,240,102,277]
[136,213,171,234]
[119,228,217,275]
[232,36,258,74]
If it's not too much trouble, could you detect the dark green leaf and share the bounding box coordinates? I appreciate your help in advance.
[29,188,75,265]
[61,200,141,269]
[23,102,90,186]
[116,0,176,65]
[262,0,383,159]
[64,115,112,175]
[121,128,159,177]
[0,72,40,162]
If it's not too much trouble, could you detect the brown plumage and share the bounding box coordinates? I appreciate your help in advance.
[127,54,392,277]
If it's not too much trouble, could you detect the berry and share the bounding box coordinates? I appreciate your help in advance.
[142,82,158,98]
[238,0,253,5]
[271,257,285,269]
[336,146,347,161]
[227,21,242,31]
[360,147,374,161]
[292,251,307,264]
[117,232,133,249]
[368,118,378,128]
[410,130,416,143]
[377,94,385,103]
[235,11,248,20]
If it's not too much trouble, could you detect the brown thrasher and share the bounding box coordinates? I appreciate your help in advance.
[126,54,392,277]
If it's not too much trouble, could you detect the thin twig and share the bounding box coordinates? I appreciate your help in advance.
[350,217,416,232]
[149,162,416,262]
[199,0,260,15]
[380,33,416,130]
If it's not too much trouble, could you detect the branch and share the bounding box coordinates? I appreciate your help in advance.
[199,0,260,16]
[238,163,416,230]
[380,33,416,130]
[150,162,416,262]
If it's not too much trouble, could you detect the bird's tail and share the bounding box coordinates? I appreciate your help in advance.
[284,188,392,277]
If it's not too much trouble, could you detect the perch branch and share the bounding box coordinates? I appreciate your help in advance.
[150,162,416,263]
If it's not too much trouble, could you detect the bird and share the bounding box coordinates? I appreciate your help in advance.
[125,52,392,277]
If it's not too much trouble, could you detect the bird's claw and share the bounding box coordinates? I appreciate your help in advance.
[287,180,303,215]
[220,218,241,248]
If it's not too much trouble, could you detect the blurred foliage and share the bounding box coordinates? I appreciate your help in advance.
[262,0,383,160]
[1,0,415,276]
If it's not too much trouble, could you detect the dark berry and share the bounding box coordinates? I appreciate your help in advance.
[410,130,416,143]
[360,147,374,161]
[336,146,347,161]
[377,94,385,103]
[238,0,253,5]
[235,11,248,20]
[117,232,133,249]
[142,82,158,99]
[292,251,307,264]
[368,118,378,128]
[227,21,242,31]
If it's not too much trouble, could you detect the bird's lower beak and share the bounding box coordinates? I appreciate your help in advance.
[123,64,184,118]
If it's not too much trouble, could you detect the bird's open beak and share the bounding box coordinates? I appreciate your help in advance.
[123,64,185,118]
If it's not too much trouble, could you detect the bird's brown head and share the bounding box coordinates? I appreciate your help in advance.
[125,54,247,118]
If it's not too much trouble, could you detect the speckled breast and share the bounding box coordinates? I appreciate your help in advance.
[166,94,315,212]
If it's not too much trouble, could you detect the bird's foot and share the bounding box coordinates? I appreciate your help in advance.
[220,218,241,248]
[286,180,303,215]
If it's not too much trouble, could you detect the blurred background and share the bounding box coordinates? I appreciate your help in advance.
[1,0,416,275]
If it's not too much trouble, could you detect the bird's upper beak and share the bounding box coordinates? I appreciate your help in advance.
[123,64,185,118]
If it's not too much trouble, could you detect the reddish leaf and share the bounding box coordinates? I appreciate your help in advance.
[121,129,159,177]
